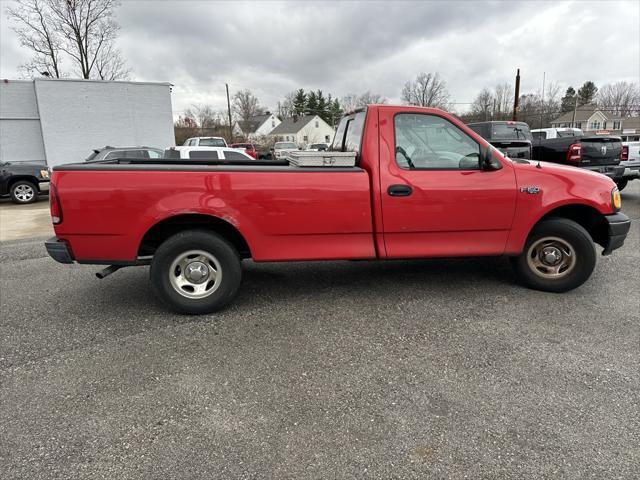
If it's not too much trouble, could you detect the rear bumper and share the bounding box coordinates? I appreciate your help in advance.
[583,165,625,180]
[38,181,50,192]
[620,160,640,180]
[45,236,74,264]
[602,213,631,255]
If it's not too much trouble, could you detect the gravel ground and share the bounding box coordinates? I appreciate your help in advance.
[1,182,639,479]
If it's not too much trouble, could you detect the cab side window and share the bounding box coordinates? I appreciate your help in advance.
[394,114,480,170]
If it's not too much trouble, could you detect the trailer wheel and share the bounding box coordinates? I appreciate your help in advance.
[10,180,38,204]
[512,218,596,293]
[150,230,242,314]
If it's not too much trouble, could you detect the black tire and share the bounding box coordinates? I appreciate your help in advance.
[150,230,242,314]
[512,218,596,293]
[10,180,38,204]
[615,179,628,191]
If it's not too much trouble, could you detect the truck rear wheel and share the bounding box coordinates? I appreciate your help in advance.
[512,218,596,293]
[10,180,38,204]
[150,230,242,314]
[615,179,628,191]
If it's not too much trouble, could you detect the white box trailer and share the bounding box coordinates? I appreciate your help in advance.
[0,78,174,167]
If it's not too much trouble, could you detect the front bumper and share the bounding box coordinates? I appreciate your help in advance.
[45,236,74,264]
[38,180,50,192]
[602,213,631,255]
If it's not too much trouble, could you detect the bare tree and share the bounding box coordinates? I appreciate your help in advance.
[401,72,450,109]
[94,42,130,80]
[232,89,263,123]
[6,0,129,80]
[340,91,387,111]
[598,82,640,117]
[184,104,219,128]
[278,91,297,118]
[493,83,513,119]
[6,0,62,77]
[471,88,494,120]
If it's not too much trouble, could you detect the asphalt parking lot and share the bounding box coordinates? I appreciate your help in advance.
[1,183,639,479]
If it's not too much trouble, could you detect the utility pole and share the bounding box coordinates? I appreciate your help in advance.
[225,83,232,141]
[512,68,521,121]
[571,95,578,128]
[540,71,545,130]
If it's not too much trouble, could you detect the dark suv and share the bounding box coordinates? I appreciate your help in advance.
[85,146,164,162]
[0,161,50,204]
[467,121,533,159]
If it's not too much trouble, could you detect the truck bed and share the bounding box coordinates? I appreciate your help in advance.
[51,161,375,263]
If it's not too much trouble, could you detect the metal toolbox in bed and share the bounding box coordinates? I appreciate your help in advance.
[286,151,357,167]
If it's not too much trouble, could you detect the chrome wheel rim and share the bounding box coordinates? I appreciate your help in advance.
[15,184,35,202]
[169,250,222,299]
[527,236,576,279]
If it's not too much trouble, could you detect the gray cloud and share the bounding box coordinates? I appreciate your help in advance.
[2,0,639,116]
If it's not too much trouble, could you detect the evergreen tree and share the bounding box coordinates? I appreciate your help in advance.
[293,89,306,116]
[306,91,319,116]
[316,90,328,122]
[577,81,598,105]
[329,98,343,127]
[560,87,577,113]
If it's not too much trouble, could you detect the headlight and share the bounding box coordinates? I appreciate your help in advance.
[40,169,49,179]
[612,187,621,211]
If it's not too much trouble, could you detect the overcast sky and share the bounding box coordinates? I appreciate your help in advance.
[1,0,638,116]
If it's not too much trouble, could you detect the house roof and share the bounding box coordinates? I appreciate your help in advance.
[236,113,272,134]
[551,104,624,124]
[269,115,317,135]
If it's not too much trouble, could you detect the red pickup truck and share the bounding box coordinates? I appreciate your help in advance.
[46,105,630,314]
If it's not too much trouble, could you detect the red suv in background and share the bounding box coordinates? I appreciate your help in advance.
[230,143,257,159]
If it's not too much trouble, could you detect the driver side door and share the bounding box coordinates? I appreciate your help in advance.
[379,110,517,258]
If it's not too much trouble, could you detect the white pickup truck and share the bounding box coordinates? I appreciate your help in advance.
[530,128,583,140]
[182,137,228,147]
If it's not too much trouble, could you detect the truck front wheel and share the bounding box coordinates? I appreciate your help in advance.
[512,218,596,293]
[10,180,38,204]
[150,230,242,314]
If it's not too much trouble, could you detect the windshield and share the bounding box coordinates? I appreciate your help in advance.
[199,138,226,147]
[490,123,532,141]
[275,142,296,149]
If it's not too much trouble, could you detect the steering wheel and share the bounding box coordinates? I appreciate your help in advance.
[395,146,415,169]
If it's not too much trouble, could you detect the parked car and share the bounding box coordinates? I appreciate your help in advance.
[618,141,640,190]
[164,146,254,161]
[467,121,533,159]
[230,143,258,159]
[272,141,299,159]
[0,161,50,204]
[85,146,164,162]
[183,137,228,147]
[530,128,625,185]
[45,105,630,314]
[306,143,330,151]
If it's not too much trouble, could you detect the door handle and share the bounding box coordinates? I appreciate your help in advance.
[387,184,413,197]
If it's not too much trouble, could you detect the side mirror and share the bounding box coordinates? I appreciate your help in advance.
[480,145,502,171]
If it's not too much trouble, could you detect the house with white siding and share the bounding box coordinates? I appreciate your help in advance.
[268,115,335,148]
[232,113,280,140]
[550,105,640,141]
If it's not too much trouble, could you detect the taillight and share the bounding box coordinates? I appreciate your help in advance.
[49,183,62,224]
[621,145,628,161]
[566,143,582,166]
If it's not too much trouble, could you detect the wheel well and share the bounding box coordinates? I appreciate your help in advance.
[538,204,608,248]
[9,176,39,190]
[138,214,251,258]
